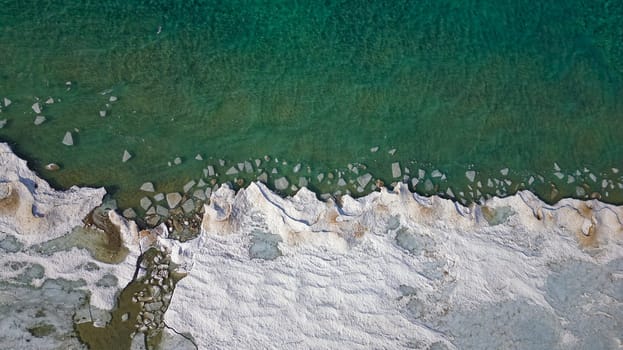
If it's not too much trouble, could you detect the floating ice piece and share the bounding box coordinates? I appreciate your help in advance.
[237,163,244,171]
[487,178,494,187]
[528,176,535,185]
[122,150,132,163]
[465,170,476,182]
[446,187,455,197]
[140,182,155,192]
[418,169,425,179]
[567,175,575,184]
[174,157,182,165]
[554,172,564,180]
[32,102,42,114]
[602,179,608,188]
[207,165,215,177]
[274,177,289,190]
[218,159,225,166]
[298,177,308,188]
[411,178,418,188]
[388,148,396,155]
[197,179,206,187]
[183,180,196,193]
[424,179,434,191]
[166,193,182,209]
[370,146,379,153]
[337,178,347,187]
[3,97,11,107]
[156,205,169,217]
[153,193,164,201]
[99,110,107,117]
[109,96,118,102]
[391,162,401,178]
[431,170,442,178]
[257,172,268,183]
[554,162,560,171]
[34,116,46,125]
[122,208,136,219]
[45,97,54,104]
[225,167,238,175]
[500,168,509,176]
[357,173,372,188]
[62,131,73,146]
[255,159,261,167]
[182,199,195,214]
[193,154,202,161]
[244,161,253,173]
[612,168,619,174]
[589,173,597,182]
[317,173,324,183]
[140,197,152,210]
[293,163,301,173]
[146,207,156,215]
[193,189,206,200]
[271,168,278,174]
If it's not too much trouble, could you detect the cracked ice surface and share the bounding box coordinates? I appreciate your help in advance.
[166,182,623,349]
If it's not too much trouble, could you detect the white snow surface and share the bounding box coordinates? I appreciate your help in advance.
[166,181,623,350]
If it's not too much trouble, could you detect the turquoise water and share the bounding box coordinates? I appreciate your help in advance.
[1,1,622,209]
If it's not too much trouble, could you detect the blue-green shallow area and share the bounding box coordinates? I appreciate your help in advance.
[1,0,622,209]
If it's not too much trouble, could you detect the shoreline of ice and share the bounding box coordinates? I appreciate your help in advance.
[1,142,623,349]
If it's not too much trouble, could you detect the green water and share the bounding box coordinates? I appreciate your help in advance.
[1,1,622,209]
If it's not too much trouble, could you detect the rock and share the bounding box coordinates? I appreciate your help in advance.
[391,162,401,178]
[32,102,41,114]
[274,177,289,191]
[173,157,182,165]
[195,154,203,160]
[153,193,164,202]
[140,197,152,210]
[0,119,6,128]
[62,132,73,146]
[183,180,196,193]
[166,193,182,209]
[109,96,118,102]
[3,98,11,107]
[99,110,107,117]
[122,150,132,163]
[156,205,169,217]
[465,170,476,182]
[34,116,46,125]
[140,182,155,192]
[181,199,195,214]
[123,208,137,219]
[45,163,60,171]
[225,167,238,175]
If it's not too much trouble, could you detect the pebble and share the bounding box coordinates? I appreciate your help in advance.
[62,131,73,146]
[183,180,196,193]
[166,192,182,209]
[122,150,132,162]
[274,177,289,190]
[391,162,401,178]
[34,116,46,125]
[140,182,155,192]
[32,102,42,114]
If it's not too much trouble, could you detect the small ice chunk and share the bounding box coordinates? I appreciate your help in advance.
[271,168,278,174]
[32,102,42,114]
[166,192,182,209]
[156,205,169,217]
[528,176,535,185]
[45,97,54,104]
[193,189,206,200]
[255,159,261,167]
[337,178,347,187]
[274,177,289,190]
[357,173,372,188]
[218,159,225,166]
[183,180,196,193]
[122,150,132,162]
[388,148,396,155]
[317,173,324,183]
[446,187,455,197]
[197,179,206,187]
[0,119,8,128]
[298,177,308,188]
[140,197,152,210]
[391,162,401,178]
[225,167,238,175]
[109,96,118,102]
[612,168,619,174]
[207,165,215,176]
[370,146,379,153]
[140,182,155,192]
[424,179,434,191]
[257,172,268,183]
[487,178,494,187]
[567,175,575,184]
[411,178,419,188]
[589,173,597,182]
[3,97,11,107]
[418,169,425,179]
[146,207,156,215]
[34,116,46,125]
[62,131,73,146]
[244,161,253,173]
[173,157,182,165]
[431,170,442,178]
[293,163,301,173]
[554,162,560,171]
[602,179,608,188]
[153,193,164,201]
[99,110,107,117]
[500,168,509,176]
[237,162,244,171]
[205,187,212,198]
[122,208,136,219]
[182,199,195,214]
[554,172,564,180]
[195,154,203,160]
[476,181,482,188]
[465,170,476,182]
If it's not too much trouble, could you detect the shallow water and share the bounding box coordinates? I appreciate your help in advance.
[1,1,622,208]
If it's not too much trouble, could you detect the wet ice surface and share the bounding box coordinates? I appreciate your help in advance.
[166,182,623,349]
